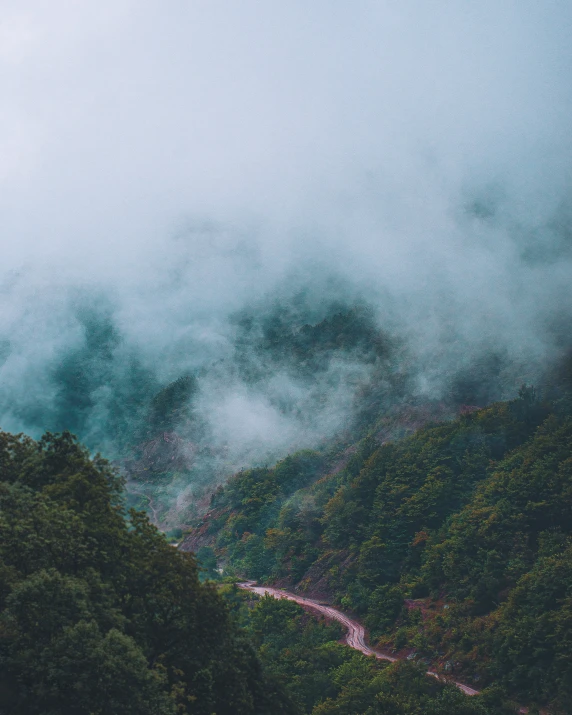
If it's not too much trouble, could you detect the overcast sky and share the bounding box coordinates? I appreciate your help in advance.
[2,1,570,260]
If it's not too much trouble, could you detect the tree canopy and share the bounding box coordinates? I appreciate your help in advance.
[0,430,292,715]
[189,386,572,713]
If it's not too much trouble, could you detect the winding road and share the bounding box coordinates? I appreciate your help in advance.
[238,581,480,697]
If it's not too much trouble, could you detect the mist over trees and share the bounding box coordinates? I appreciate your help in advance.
[188,366,572,713]
[2,1,572,513]
[1,2,572,713]
[0,289,564,530]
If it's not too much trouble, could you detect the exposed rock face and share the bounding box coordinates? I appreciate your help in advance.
[125,432,197,478]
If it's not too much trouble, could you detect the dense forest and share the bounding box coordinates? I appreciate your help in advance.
[0,430,295,714]
[2,307,571,713]
[226,587,507,715]
[0,426,514,715]
[184,359,572,714]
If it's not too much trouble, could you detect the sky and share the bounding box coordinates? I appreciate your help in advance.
[1,1,572,464]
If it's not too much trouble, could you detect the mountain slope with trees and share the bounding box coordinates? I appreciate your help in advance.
[186,371,572,713]
[225,589,503,715]
[0,430,295,715]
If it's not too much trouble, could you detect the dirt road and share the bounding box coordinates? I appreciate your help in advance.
[238,581,480,697]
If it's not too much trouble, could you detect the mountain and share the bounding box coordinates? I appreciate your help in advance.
[183,364,572,713]
[3,300,571,712]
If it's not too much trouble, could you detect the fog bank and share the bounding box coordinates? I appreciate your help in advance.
[1,2,571,517]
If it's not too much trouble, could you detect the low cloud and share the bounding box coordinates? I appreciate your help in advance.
[0,2,571,507]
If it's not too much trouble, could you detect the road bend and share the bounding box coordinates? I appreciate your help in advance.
[238,581,480,698]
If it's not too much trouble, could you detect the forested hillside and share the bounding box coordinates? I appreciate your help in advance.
[3,2,572,713]
[225,588,505,715]
[0,430,294,715]
[107,302,409,529]
[0,425,519,715]
[185,370,572,713]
